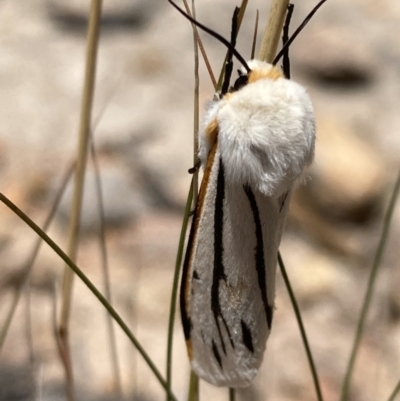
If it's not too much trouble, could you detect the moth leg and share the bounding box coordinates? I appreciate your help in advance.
[188,160,201,174]
[279,191,289,213]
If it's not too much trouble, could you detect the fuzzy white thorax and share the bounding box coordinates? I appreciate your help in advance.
[199,60,315,197]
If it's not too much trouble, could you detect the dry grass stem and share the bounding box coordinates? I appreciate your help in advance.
[258,0,290,62]
[58,1,103,399]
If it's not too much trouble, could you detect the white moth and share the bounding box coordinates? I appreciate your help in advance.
[180,59,315,388]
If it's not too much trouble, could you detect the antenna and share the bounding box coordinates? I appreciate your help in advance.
[221,7,240,95]
[167,0,251,73]
[274,0,328,65]
[281,3,294,79]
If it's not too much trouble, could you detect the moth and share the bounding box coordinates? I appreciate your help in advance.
[169,0,317,388]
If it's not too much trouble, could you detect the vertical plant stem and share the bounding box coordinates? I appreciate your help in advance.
[166,181,194,401]
[250,10,259,60]
[188,1,202,397]
[340,170,400,401]
[25,284,36,398]
[58,1,103,399]
[191,0,200,205]
[229,388,235,401]
[0,162,75,353]
[258,0,290,63]
[187,370,199,401]
[166,1,201,399]
[189,0,200,394]
[182,0,216,88]
[91,141,123,398]
[278,252,324,401]
[0,193,179,401]
[387,379,400,401]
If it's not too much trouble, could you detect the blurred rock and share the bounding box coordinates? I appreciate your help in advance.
[298,119,388,223]
[280,234,357,304]
[289,193,361,257]
[47,0,162,33]
[294,26,376,90]
[289,119,389,256]
[57,165,142,233]
[0,366,33,401]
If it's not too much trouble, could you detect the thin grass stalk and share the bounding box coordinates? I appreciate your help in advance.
[387,378,400,401]
[278,252,324,401]
[52,283,68,400]
[192,0,201,396]
[250,10,259,60]
[191,0,200,207]
[36,364,44,401]
[340,170,400,401]
[51,283,60,362]
[25,284,36,398]
[166,181,194,401]
[58,2,103,397]
[166,0,225,395]
[90,141,123,398]
[229,388,235,401]
[189,0,200,396]
[182,0,216,88]
[59,0,103,329]
[0,193,179,401]
[187,370,199,401]
[258,0,289,63]
[0,162,75,353]
[128,226,143,398]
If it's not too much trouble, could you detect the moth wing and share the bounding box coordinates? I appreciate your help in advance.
[180,144,290,388]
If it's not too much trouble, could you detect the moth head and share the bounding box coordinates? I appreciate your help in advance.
[168,0,329,93]
[231,61,284,94]
[232,70,249,92]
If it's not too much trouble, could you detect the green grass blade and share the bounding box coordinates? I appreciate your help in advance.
[387,379,400,401]
[0,193,178,401]
[90,141,123,397]
[187,370,199,401]
[340,169,400,401]
[278,252,324,401]
[166,180,194,400]
[0,163,75,353]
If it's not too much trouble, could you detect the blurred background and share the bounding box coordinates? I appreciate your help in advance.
[0,0,399,400]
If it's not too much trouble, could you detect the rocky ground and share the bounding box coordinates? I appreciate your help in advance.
[0,0,400,401]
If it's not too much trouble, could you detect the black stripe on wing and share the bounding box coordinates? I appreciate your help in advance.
[180,209,196,341]
[180,144,219,344]
[211,157,234,362]
[244,185,274,329]
[241,319,254,353]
